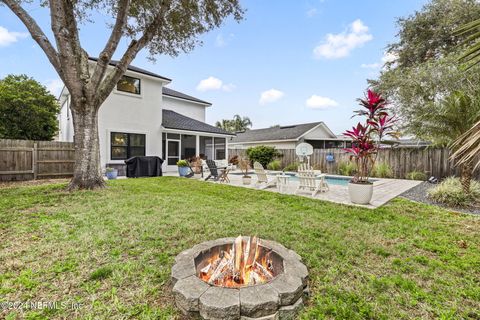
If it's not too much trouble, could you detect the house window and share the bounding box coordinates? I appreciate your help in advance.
[214,137,226,160]
[117,75,141,94]
[111,132,146,160]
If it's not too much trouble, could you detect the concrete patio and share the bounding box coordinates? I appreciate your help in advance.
[164,171,422,209]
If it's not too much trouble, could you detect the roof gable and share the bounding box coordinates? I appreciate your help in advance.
[88,57,171,82]
[231,122,323,143]
[162,87,211,106]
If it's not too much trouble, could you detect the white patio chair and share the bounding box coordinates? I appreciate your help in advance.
[253,162,276,189]
[295,163,329,197]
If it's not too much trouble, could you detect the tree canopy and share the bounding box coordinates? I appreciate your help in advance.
[386,0,480,69]
[0,74,59,140]
[1,0,244,190]
[216,114,252,133]
[371,0,480,191]
[371,0,480,142]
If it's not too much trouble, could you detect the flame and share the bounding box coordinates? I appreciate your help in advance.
[198,235,275,288]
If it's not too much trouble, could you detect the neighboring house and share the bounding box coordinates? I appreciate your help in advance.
[229,122,350,150]
[57,58,234,174]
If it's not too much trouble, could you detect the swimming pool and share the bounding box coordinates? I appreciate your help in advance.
[282,174,353,186]
[230,172,365,186]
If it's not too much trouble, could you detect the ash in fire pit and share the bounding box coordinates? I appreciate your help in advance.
[172,236,308,320]
[196,235,283,288]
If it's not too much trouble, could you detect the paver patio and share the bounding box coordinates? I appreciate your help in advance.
[164,171,422,208]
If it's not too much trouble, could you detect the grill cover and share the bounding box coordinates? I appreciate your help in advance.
[124,156,163,178]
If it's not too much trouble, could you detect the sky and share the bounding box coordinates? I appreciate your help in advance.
[0,0,429,134]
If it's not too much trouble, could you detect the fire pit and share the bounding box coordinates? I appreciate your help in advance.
[172,236,308,319]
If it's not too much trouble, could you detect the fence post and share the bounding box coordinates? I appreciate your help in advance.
[32,142,37,180]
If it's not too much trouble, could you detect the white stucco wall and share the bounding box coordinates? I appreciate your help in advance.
[162,96,206,122]
[58,96,74,142]
[98,71,164,168]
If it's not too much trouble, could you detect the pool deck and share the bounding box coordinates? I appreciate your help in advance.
[164,170,422,209]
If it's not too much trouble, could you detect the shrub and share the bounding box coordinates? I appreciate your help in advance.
[371,162,393,178]
[337,161,357,176]
[246,145,281,168]
[283,162,299,172]
[267,160,282,171]
[406,171,427,181]
[428,177,480,207]
[176,160,188,167]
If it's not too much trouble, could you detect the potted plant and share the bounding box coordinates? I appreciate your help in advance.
[105,167,118,180]
[238,157,251,185]
[177,160,190,177]
[228,155,239,170]
[343,90,397,204]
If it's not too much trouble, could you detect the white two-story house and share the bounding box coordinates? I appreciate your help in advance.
[57,58,234,174]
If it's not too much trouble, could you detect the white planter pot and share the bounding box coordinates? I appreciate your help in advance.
[348,182,373,205]
[242,176,252,185]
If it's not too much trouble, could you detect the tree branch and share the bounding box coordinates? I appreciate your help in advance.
[96,0,171,106]
[89,0,131,90]
[1,0,62,77]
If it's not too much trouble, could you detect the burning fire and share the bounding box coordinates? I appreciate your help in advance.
[198,235,275,288]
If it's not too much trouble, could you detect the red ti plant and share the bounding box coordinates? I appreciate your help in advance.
[343,90,397,183]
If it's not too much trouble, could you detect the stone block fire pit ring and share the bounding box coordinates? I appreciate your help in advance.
[172,237,308,320]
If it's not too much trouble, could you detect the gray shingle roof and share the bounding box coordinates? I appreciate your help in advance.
[88,57,171,81]
[162,109,234,135]
[230,122,322,143]
[162,87,211,105]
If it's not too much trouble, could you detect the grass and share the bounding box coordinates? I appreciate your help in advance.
[0,177,479,319]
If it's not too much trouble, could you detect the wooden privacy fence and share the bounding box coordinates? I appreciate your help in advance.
[0,139,75,181]
[229,147,480,180]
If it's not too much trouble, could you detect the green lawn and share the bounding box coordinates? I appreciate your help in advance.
[0,177,479,319]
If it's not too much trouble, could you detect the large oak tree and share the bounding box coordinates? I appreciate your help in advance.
[1,0,243,190]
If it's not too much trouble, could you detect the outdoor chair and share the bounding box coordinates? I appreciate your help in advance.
[204,159,219,181]
[295,163,329,197]
[253,162,276,189]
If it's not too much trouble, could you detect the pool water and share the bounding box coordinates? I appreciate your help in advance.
[273,174,378,186]
[230,172,376,186]
[283,174,352,186]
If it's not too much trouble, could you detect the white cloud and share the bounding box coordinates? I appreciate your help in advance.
[313,19,373,59]
[259,89,284,105]
[306,8,318,17]
[0,26,28,47]
[44,79,64,96]
[196,76,235,92]
[305,95,338,109]
[361,62,380,69]
[215,33,234,47]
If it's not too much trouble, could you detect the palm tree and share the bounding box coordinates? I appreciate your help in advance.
[231,114,252,132]
[215,115,252,133]
[215,119,234,132]
[434,92,480,192]
[452,19,480,171]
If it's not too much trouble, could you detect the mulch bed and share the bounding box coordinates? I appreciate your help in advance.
[400,181,480,215]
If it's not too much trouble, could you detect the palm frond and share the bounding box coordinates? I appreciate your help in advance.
[455,18,480,67]
[451,120,480,170]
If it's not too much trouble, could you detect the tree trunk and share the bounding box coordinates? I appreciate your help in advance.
[68,100,105,190]
[460,161,473,194]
